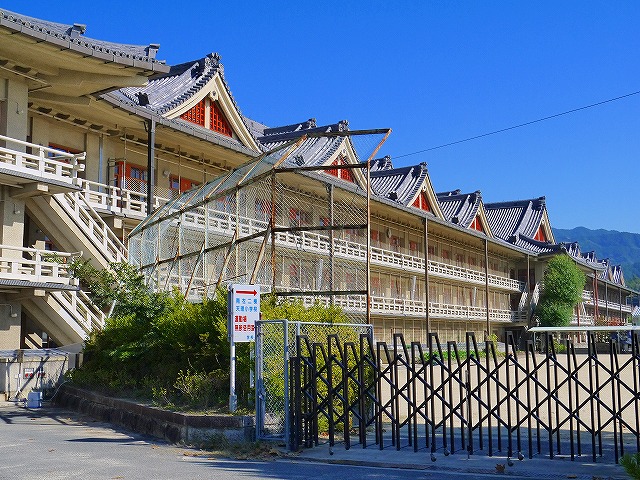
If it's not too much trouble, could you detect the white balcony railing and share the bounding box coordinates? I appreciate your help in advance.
[153,270,521,323]
[51,289,105,334]
[0,245,77,285]
[77,179,167,219]
[571,315,595,326]
[582,290,633,313]
[140,202,525,293]
[300,294,522,323]
[0,134,84,184]
[55,191,127,264]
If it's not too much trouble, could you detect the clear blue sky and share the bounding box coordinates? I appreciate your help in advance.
[4,1,640,233]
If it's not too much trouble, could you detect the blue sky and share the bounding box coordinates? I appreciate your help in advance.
[4,1,640,233]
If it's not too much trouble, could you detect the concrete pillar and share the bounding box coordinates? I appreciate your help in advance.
[0,300,21,349]
[0,77,28,349]
[0,78,29,147]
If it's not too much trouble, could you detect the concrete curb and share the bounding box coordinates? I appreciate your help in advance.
[53,384,254,445]
[287,443,629,480]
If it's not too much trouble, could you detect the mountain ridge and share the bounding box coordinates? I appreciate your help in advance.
[553,227,640,283]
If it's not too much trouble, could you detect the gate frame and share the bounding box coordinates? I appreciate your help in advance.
[255,319,373,441]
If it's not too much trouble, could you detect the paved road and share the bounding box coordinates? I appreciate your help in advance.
[0,402,628,480]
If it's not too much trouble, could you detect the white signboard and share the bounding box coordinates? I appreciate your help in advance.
[230,284,260,342]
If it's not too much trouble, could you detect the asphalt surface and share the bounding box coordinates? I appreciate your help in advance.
[0,401,630,480]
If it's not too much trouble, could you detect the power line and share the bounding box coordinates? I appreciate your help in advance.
[393,90,640,159]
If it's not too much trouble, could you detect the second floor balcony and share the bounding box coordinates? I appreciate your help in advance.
[0,245,78,288]
[0,135,84,194]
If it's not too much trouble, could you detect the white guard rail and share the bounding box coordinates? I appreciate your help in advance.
[0,134,84,183]
[0,245,77,285]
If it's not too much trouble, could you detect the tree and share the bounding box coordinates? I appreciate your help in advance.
[536,254,586,327]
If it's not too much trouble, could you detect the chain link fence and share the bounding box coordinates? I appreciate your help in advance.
[255,319,373,440]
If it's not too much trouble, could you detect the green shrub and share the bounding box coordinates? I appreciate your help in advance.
[620,453,640,479]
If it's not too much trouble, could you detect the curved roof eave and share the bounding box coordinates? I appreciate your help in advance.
[102,53,261,152]
[0,8,168,73]
[98,97,259,158]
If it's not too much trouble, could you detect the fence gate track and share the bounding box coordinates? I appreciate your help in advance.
[289,331,640,464]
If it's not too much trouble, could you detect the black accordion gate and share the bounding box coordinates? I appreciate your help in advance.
[289,331,640,464]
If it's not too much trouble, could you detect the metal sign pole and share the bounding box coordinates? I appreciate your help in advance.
[228,287,237,412]
[229,337,237,412]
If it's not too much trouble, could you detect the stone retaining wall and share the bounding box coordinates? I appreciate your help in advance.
[54,384,254,445]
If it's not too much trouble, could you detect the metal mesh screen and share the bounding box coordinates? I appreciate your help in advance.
[128,130,390,324]
[255,319,373,440]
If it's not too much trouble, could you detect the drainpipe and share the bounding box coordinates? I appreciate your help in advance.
[146,118,155,215]
[484,238,490,340]
[423,217,430,342]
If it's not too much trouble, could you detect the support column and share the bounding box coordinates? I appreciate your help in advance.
[146,118,156,215]
[423,217,430,342]
[0,78,28,348]
[484,238,490,339]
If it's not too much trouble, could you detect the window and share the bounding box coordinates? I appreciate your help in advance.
[180,99,205,126]
[411,192,431,212]
[114,162,148,193]
[210,101,232,137]
[455,253,465,267]
[390,236,399,252]
[289,208,311,227]
[289,264,300,288]
[470,215,484,232]
[180,98,234,137]
[255,200,273,222]
[169,176,200,194]
[371,276,381,295]
[48,143,82,156]
[325,155,354,183]
[130,167,147,181]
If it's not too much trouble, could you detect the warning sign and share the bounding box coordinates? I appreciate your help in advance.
[230,284,260,342]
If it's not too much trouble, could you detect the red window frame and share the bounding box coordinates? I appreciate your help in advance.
[180,99,205,126]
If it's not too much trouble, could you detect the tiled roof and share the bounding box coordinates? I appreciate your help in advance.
[106,53,221,115]
[611,265,625,285]
[243,117,269,140]
[0,9,167,72]
[258,120,349,148]
[370,163,428,206]
[598,259,612,280]
[103,53,259,154]
[370,155,394,172]
[484,197,547,245]
[277,135,347,169]
[437,190,482,228]
[258,120,351,169]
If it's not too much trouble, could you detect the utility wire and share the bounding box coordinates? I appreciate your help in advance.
[393,90,640,159]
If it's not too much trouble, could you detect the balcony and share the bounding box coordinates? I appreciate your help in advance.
[77,179,167,219]
[571,315,595,326]
[298,294,521,323]
[0,135,84,195]
[0,245,77,288]
[582,291,632,313]
[134,201,524,293]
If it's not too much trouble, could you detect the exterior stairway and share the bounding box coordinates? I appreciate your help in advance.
[22,288,105,346]
[26,190,127,269]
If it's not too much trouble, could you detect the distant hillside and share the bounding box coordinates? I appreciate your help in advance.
[553,227,640,284]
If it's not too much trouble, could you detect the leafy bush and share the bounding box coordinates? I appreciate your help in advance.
[620,452,640,479]
[68,264,249,410]
[536,255,586,327]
